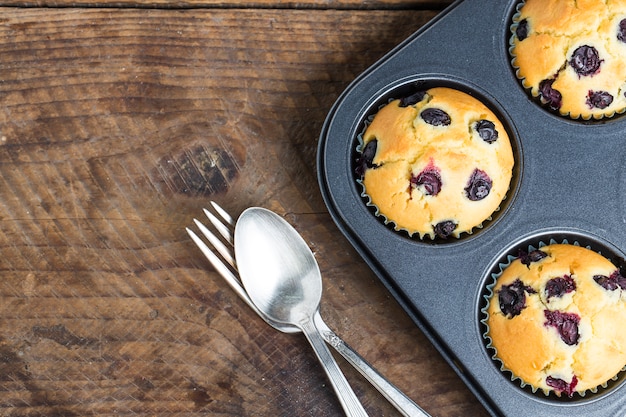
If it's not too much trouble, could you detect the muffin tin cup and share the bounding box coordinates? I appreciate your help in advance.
[480,236,626,400]
[317,1,626,416]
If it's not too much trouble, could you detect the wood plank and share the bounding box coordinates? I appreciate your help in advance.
[0,0,453,10]
[0,7,489,416]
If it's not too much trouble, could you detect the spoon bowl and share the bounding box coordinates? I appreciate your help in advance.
[236,210,320,324]
[235,207,368,417]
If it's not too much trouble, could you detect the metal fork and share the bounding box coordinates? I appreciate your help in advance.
[186,202,431,417]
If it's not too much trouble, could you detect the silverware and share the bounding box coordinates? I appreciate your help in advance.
[186,202,431,417]
[235,206,368,416]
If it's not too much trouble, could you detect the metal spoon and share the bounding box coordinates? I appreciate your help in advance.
[234,207,368,417]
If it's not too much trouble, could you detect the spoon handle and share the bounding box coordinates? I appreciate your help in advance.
[299,315,369,417]
[314,312,431,417]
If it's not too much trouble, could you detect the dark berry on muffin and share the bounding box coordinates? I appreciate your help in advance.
[545,275,576,301]
[498,278,535,318]
[586,90,613,109]
[544,310,580,346]
[399,90,427,107]
[518,249,548,267]
[538,79,563,110]
[618,19,626,43]
[474,119,499,144]
[411,165,442,196]
[433,220,457,239]
[569,45,603,77]
[546,375,578,398]
[593,270,626,291]
[420,108,451,126]
[516,18,529,41]
[465,169,492,201]
[355,139,378,177]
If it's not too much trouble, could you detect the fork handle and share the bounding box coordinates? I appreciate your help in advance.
[299,315,369,417]
[314,312,431,417]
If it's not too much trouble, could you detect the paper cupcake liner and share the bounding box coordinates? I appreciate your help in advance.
[508,0,626,121]
[480,238,626,399]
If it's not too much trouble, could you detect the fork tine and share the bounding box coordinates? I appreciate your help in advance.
[186,227,257,312]
[210,200,235,226]
[193,218,235,268]
[203,208,233,245]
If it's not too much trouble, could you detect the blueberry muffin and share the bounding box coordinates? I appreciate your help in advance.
[485,244,626,396]
[511,0,626,119]
[355,87,514,239]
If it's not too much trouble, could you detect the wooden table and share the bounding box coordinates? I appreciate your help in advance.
[0,0,491,415]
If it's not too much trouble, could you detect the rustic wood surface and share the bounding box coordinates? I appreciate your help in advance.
[0,1,492,416]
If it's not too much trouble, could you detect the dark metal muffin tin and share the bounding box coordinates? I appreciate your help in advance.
[316,1,626,416]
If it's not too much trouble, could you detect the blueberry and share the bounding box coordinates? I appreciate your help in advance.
[546,375,578,398]
[618,19,626,43]
[498,279,536,318]
[420,108,451,126]
[539,79,562,110]
[464,169,492,201]
[518,249,548,267]
[545,275,576,301]
[586,90,613,109]
[516,18,529,41]
[544,310,580,346]
[594,274,618,291]
[433,220,457,239]
[474,120,498,144]
[355,139,378,178]
[569,45,603,77]
[411,166,441,196]
[593,270,626,291]
[399,90,427,107]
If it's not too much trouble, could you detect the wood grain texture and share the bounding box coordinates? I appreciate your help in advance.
[0,0,454,9]
[0,5,489,417]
